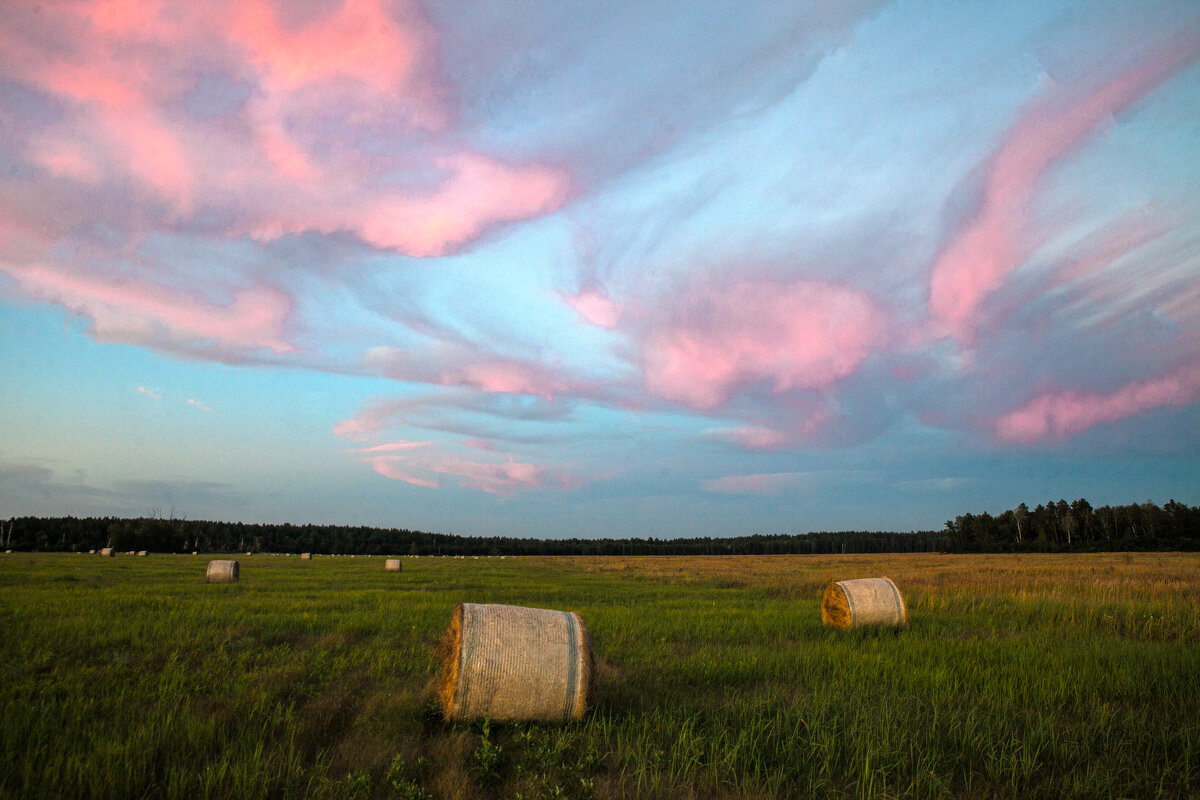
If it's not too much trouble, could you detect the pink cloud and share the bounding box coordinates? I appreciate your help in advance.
[344,440,433,454]
[703,426,790,451]
[5,264,293,354]
[354,153,570,257]
[430,458,546,496]
[31,139,104,184]
[928,32,1200,343]
[137,387,163,400]
[442,360,567,399]
[564,289,621,329]
[642,279,885,410]
[366,457,442,488]
[227,0,442,126]
[331,401,399,442]
[354,444,564,496]
[702,472,808,496]
[186,398,212,411]
[0,1,570,258]
[994,361,1200,443]
[359,346,582,402]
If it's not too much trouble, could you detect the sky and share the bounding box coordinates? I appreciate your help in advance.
[2,0,1199,539]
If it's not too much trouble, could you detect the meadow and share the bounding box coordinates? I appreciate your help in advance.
[1,551,1197,799]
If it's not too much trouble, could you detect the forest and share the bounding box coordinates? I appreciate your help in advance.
[2,498,1198,556]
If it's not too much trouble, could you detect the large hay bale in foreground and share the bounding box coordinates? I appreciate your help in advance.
[206,559,239,583]
[99,547,114,557]
[385,559,402,572]
[439,603,592,722]
[822,577,907,629]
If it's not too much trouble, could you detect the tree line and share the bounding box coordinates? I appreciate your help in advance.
[2,498,1198,556]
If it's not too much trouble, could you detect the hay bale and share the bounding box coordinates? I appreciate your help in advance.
[821,577,907,629]
[385,559,402,572]
[206,559,239,583]
[137,550,147,557]
[99,547,114,557]
[438,602,592,722]
[300,552,312,560]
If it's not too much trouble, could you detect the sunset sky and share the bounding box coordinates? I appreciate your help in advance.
[2,0,1199,538]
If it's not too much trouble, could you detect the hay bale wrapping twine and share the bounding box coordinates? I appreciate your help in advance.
[206,559,240,583]
[439,603,591,722]
[822,577,907,629]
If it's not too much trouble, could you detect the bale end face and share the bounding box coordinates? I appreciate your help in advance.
[437,604,464,719]
[821,582,854,629]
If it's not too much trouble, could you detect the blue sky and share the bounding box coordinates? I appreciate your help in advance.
[2,0,1198,537]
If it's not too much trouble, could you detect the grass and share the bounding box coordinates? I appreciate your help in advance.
[1,551,1197,799]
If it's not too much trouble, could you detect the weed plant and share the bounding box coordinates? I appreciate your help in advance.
[1,551,1197,798]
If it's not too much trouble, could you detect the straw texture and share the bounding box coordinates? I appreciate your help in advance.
[206,559,240,583]
[385,559,402,572]
[439,603,592,722]
[822,577,907,629]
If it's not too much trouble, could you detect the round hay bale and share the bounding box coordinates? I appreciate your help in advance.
[300,552,312,560]
[439,603,592,723]
[99,547,114,557]
[821,577,907,629]
[206,559,240,583]
[385,559,402,572]
[137,550,148,557]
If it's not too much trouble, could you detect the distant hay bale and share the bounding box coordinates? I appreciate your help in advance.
[88,549,95,554]
[99,547,114,557]
[438,602,592,723]
[300,552,312,560]
[821,577,907,629]
[137,550,147,557]
[385,559,402,572]
[206,559,240,583]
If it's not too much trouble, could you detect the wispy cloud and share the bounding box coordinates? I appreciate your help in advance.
[8,264,293,355]
[927,30,1200,344]
[701,472,812,496]
[994,361,1200,443]
[638,277,886,410]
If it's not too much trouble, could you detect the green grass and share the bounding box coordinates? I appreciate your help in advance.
[1,552,1197,799]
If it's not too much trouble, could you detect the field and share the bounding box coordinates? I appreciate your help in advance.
[1,552,1198,799]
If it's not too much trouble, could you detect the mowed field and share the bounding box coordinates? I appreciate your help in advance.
[1,552,1198,800]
